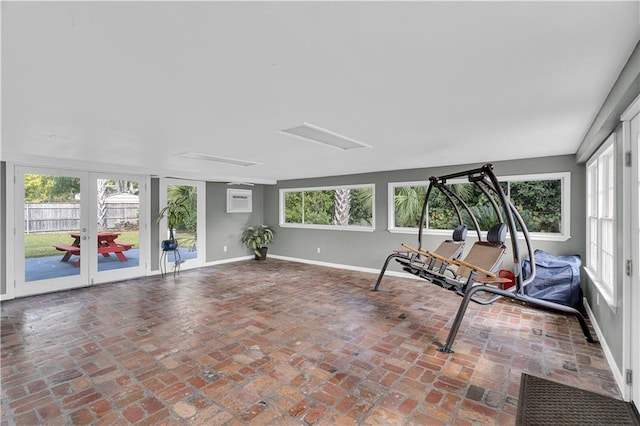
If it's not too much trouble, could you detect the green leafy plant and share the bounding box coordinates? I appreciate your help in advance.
[156,196,191,241]
[240,225,276,259]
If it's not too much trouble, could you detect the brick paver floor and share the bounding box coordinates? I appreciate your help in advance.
[1,259,620,425]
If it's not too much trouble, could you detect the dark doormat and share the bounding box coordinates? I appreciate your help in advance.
[516,373,640,425]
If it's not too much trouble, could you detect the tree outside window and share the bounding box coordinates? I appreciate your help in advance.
[390,173,568,238]
[281,185,374,230]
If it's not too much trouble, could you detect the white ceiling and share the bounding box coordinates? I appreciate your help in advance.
[2,1,639,184]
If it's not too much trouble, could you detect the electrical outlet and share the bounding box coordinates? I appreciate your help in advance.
[223,246,227,252]
[317,247,321,254]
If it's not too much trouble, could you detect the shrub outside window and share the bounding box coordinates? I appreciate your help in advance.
[280,184,375,231]
[388,172,571,241]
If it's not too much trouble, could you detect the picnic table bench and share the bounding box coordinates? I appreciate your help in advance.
[54,232,133,267]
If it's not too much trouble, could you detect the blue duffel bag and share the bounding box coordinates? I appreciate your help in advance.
[522,249,584,312]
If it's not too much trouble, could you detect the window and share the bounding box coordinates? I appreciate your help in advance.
[388,172,571,241]
[586,135,615,305]
[280,184,375,231]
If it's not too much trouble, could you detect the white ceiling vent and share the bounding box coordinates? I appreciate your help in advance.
[280,123,371,150]
[174,152,261,167]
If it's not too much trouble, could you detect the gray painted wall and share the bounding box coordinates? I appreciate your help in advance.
[581,124,625,375]
[573,42,639,376]
[205,183,264,262]
[149,180,265,268]
[264,155,586,273]
[150,178,160,271]
[1,162,5,296]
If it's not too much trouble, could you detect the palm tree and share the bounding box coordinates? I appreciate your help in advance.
[449,182,474,203]
[466,205,500,231]
[395,186,427,227]
[168,185,197,233]
[97,179,108,231]
[350,188,374,226]
[333,188,351,226]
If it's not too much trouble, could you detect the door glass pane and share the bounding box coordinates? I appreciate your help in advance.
[96,178,140,272]
[24,173,81,281]
[167,184,198,261]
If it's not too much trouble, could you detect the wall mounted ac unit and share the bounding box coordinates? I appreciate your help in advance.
[227,189,252,213]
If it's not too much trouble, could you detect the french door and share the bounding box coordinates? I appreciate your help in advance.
[14,166,148,297]
[158,178,205,272]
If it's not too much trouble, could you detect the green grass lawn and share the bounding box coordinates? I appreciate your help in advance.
[24,231,196,258]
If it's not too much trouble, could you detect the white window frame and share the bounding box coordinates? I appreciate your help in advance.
[159,178,206,271]
[387,172,571,242]
[279,184,375,232]
[585,135,616,307]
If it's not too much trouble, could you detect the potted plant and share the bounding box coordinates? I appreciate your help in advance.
[240,224,276,260]
[156,196,191,251]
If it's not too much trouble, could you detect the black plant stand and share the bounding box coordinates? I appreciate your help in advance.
[160,247,183,278]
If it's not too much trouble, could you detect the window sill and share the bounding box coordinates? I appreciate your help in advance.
[387,228,570,242]
[584,267,617,313]
[280,223,375,232]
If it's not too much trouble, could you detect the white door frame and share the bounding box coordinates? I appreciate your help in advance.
[10,165,149,298]
[13,166,91,297]
[90,172,149,284]
[158,178,206,271]
[3,162,16,301]
[621,95,639,404]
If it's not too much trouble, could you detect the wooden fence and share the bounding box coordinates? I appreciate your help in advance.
[24,203,139,233]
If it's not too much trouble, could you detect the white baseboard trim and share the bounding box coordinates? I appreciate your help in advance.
[205,255,253,266]
[149,255,254,276]
[268,254,423,281]
[583,296,627,398]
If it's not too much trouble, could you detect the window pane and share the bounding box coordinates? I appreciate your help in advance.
[304,190,334,225]
[24,173,81,282]
[427,183,482,229]
[168,184,198,259]
[457,183,498,231]
[282,186,375,229]
[428,189,459,230]
[430,182,497,231]
[97,178,140,272]
[284,192,303,224]
[604,153,614,218]
[332,188,351,226]
[510,180,562,233]
[601,217,614,286]
[349,188,374,226]
[587,163,598,215]
[392,176,567,235]
[586,136,615,295]
[588,217,598,271]
[394,185,426,228]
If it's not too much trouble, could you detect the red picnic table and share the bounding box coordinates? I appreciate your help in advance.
[53,232,133,267]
